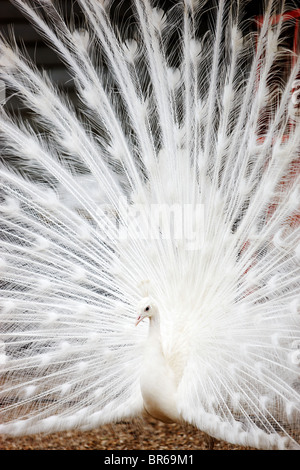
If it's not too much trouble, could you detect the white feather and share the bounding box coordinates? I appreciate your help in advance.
[0,0,299,450]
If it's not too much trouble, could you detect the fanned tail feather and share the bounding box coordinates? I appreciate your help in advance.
[0,0,299,448]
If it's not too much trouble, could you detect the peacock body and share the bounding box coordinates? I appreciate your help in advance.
[0,0,299,450]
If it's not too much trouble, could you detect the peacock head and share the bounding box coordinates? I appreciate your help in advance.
[135,297,158,326]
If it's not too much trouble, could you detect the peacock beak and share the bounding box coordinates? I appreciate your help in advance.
[135,315,142,326]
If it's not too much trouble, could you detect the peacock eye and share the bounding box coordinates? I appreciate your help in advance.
[144,306,150,312]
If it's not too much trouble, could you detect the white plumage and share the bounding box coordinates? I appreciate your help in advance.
[0,0,299,450]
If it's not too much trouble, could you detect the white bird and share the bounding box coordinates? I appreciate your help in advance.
[136,296,181,425]
[0,0,299,450]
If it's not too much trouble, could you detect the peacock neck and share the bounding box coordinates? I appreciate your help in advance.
[148,313,161,340]
[144,313,163,361]
[141,311,180,424]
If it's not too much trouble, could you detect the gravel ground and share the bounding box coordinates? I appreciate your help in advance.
[0,415,255,450]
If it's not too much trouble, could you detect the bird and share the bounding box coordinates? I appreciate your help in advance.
[0,0,299,450]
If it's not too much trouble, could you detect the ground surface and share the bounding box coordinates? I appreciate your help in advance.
[0,415,255,450]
